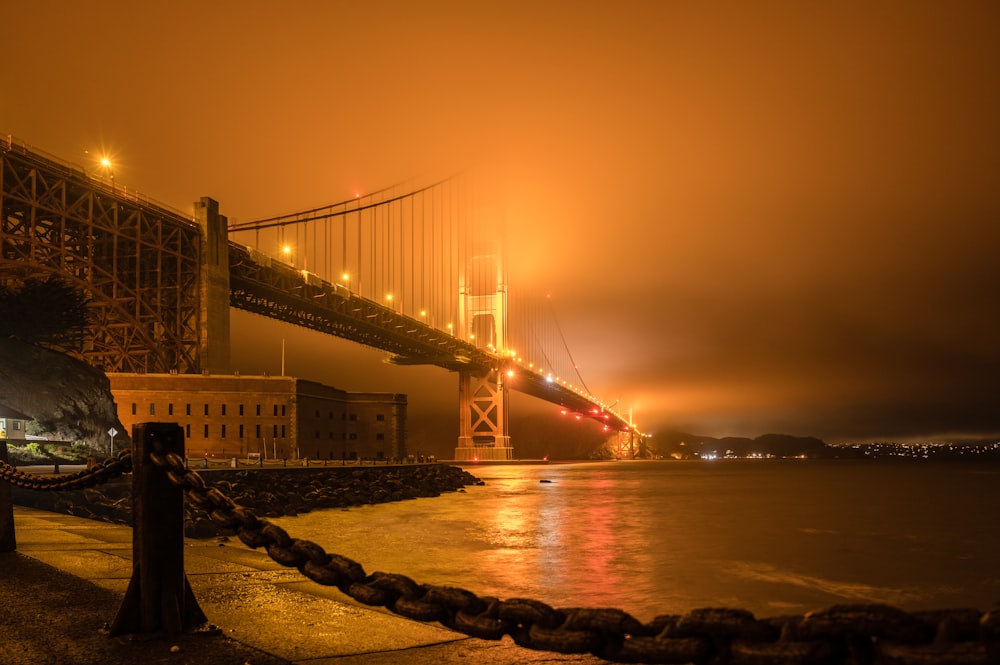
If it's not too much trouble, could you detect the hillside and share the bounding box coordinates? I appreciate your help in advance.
[0,338,125,450]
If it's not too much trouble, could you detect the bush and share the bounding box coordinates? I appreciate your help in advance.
[25,442,46,457]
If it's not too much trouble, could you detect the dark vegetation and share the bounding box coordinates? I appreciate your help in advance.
[3,441,94,466]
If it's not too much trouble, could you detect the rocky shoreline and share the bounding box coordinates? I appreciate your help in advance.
[11,463,484,538]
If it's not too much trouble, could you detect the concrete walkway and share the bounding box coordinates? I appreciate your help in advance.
[1,506,606,664]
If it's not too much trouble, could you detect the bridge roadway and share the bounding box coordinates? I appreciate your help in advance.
[229,243,631,431]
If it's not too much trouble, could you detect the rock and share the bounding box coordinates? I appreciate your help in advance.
[12,464,483,539]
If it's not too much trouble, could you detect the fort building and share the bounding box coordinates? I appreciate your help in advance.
[108,373,406,461]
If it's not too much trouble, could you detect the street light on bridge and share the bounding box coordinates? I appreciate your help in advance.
[100,157,115,191]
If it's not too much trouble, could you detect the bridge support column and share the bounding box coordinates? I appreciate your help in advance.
[454,369,513,461]
[194,197,231,373]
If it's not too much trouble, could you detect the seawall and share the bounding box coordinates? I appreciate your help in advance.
[11,463,484,538]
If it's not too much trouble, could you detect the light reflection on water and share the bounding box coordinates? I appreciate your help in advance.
[271,459,1000,620]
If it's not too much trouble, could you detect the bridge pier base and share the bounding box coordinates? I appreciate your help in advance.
[454,370,513,461]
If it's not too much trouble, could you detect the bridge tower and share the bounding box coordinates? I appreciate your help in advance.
[193,197,231,374]
[454,252,513,461]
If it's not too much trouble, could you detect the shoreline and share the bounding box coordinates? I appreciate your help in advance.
[9,463,485,539]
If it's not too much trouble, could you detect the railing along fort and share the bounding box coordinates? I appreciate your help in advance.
[1,427,998,664]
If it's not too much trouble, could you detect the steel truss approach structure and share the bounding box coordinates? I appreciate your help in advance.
[0,141,202,373]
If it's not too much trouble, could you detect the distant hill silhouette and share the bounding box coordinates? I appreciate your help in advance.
[651,431,829,459]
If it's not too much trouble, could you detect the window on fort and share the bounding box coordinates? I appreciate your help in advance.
[185,424,191,438]
[221,404,227,416]
[314,431,320,438]
[168,404,174,416]
[376,414,385,422]
[349,414,357,421]
[273,405,278,416]
[349,433,357,440]
[256,424,261,438]
[149,403,155,415]
[203,404,209,416]
[315,410,320,418]
[328,411,333,419]
[131,403,137,415]
[256,404,261,416]
[239,404,244,416]
[376,433,385,441]
[186,404,191,416]
[272,424,278,437]
[281,405,286,416]
[281,425,286,437]
[203,424,209,438]
[239,424,244,438]
[221,424,227,438]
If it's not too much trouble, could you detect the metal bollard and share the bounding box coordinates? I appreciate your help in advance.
[0,441,15,552]
[110,422,207,636]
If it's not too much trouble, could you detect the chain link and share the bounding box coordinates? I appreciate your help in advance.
[0,451,132,491]
[143,451,999,664]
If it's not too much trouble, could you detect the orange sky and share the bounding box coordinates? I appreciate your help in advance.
[3,1,998,451]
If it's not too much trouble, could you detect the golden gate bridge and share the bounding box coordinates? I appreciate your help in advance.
[0,137,638,459]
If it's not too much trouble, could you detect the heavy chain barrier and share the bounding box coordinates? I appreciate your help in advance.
[145,449,1000,664]
[0,451,132,491]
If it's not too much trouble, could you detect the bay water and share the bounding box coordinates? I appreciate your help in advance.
[271,459,1000,621]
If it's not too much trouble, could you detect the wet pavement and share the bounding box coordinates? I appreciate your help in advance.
[1,505,607,664]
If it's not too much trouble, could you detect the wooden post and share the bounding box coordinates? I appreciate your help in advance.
[110,422,207,636]
[0,441,15,552]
